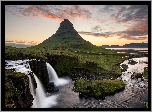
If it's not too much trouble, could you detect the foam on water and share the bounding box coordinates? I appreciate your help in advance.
[120,57,148,87]
[46,62,69,86]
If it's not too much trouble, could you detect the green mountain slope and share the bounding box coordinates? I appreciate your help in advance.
[31,19,114,53]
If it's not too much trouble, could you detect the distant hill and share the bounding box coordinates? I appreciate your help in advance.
[101,43,148,48]
[31,19,112,53]
[5,43,33,48]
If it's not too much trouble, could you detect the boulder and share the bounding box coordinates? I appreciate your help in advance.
[47,82,59,92]
[131,72,143,79]
[128,59,138,65]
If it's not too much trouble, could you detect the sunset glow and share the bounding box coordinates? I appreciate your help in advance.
[5,5,148,47]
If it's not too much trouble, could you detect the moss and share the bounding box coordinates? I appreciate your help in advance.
[5,70,33,108]
[145,102,148,108]
[74,79,125,99]
[143,67,148,79]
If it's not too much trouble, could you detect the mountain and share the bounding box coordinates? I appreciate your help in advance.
[5,43,33,48]
[32,19,100,51]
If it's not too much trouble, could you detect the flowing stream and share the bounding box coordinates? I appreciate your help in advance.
[5,57,148,108]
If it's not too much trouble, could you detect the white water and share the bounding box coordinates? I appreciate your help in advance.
[46,62,69,86]
[5,59,59,108]
[28,75,37,108]
[120,57,148,87]
[32,73,59,108]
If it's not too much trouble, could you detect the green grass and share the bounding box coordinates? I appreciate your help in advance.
[5,70,25,101]
[74,79,125,98]
[143,67,148,79]
[145,102,148,108]
[5,46,129,78]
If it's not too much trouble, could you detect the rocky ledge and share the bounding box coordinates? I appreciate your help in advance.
[5,70,33,108]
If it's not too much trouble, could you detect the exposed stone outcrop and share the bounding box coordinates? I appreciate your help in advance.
[5,70,33,108]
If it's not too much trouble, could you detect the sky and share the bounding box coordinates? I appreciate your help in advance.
[5,5,148,47]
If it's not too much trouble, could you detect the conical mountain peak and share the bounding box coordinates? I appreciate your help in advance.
[36,19,97,51]
[56,19,76,35]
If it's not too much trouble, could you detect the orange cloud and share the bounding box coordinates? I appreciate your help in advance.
[6,5,92,22]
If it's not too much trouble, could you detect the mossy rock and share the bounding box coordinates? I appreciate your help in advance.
[143,67,148,79]
[74,79,125,99]
[5,70,33,108]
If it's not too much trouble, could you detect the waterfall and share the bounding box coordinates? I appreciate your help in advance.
[33,74,46,108]
[28,75,37,108]
[46,62,58,83]
[46,62,69,86]
[28,73,59,108]
[5,59,59,108]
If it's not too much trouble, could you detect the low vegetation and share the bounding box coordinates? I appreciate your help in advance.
[5,46,129,99]
[74,79,125,99]
[143,67,148,79]
[5,70,33,108]
[145,102,148,108]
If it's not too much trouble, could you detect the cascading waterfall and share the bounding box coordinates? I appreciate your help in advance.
[28,73,59,108]
[33,74,46,108]
[28,75,37,108]
[5,59,59,108]
[46,62,69,86]
[46,62,58,83]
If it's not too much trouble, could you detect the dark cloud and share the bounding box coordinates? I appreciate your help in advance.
[116,5,148,23]
[97,5,148,40]
[78,31,114,38]
[91,26,102,32]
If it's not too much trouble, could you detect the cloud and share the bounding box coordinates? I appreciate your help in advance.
[5,39,38,45]
[91,26,102,32]
[78,31,114,38]
[28,41,37,45]
[15,40,26,43]
[5,40,14,43]
[103,5,148,24]
[5,5,92,22]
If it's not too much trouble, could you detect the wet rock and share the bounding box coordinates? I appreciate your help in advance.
[138,78,142,82]
[128,59,138,65]
[120,64,128,72]
[47,82,59,92]
[131,72,143,79]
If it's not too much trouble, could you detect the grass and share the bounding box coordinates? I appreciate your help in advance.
[5,70,24,101]
[74,79,125,99]
[145,102,148,108]
[143,67,148,79]
[5,46,128,99]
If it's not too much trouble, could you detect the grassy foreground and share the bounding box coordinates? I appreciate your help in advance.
[5,46,129,99]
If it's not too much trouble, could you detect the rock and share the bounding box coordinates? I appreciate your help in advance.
[138,78,142,82]
[128,59,138,65]
[144,79,148,82]
[5,70,33,108]
[131,73,143,79]
[47,82,59,92]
